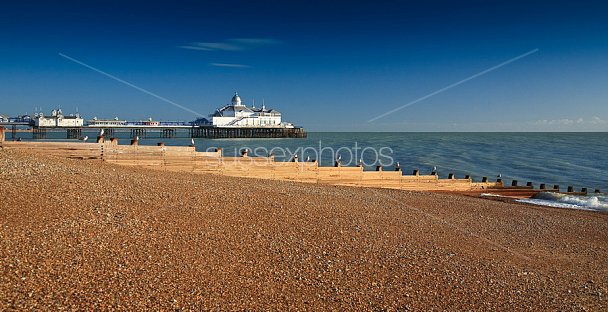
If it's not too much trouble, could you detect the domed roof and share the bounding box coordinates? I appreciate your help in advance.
[231,92,242,106]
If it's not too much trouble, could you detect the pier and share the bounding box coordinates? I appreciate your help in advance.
[0,122,307,140]
[2,93,307,140]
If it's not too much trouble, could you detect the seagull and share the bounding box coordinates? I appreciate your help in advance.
[432,166,437,172]
[99,129,104,136]
[80,135,88,142]
[136,135,139,141]
[306,155,311,162]
[337,154,342,161]
[358,158,363,166]
[191,138,195,145]
[396,162,401,167]
[497,173,502,178]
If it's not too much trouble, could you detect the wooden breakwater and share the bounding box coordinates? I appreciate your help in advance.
[0,138,508,192]
[3,135,595,195]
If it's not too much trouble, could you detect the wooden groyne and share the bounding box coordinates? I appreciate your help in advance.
[0,138,497,192]
[0,137,594,195]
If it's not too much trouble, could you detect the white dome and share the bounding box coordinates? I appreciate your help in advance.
[231,92,242,106]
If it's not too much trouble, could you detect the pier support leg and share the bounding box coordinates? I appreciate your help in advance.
[33,128,47,140]
[100,128,114,138]
[161,128,176,138]
[66,128,82,139]
[131,128,146,139]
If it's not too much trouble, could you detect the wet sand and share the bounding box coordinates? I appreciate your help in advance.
[1,149,607,310]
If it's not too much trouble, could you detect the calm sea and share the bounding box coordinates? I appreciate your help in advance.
[14,131,608,211]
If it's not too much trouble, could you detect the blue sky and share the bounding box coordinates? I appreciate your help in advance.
[1,0,607,131]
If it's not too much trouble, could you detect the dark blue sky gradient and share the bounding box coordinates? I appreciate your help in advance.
[1,0,607,131]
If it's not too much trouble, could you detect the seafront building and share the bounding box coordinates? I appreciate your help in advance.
[33,109,83,127]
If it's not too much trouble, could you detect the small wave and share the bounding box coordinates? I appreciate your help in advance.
[516,192,608,212]
[480,193,504,198]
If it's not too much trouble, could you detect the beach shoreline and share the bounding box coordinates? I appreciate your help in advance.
[1,149,607,310]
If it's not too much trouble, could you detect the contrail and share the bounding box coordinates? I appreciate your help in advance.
[58,53,204,117]
[367,48,539,123]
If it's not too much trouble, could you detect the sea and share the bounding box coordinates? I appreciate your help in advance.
[13,131,608,212]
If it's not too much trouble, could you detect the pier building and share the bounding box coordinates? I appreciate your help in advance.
[33,109,83,127]
[203,92,291,128]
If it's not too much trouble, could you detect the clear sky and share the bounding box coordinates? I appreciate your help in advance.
[1,0,607,131]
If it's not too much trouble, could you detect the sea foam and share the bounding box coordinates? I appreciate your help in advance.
[516,192,608,212]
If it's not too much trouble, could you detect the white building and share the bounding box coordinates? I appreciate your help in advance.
[210,92,287,127]
[34,109,84,127]
[0,114,8,122]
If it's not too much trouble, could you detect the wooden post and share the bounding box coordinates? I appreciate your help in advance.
[567,186,574,192]
[448,173,455,179]
[482,177,488,182]
[241,149,249,157]
[595,189,601,193]
[97,136,104,144]
[464,175,470,179]
[526,182,533,187]
[0,126,4,144]
[110,138,118,145]
[553,185,560,191]
[511,180,518,186]
[131,138,139,145]
[581,188,587,194]
[413,169,420,176]
[376,165,382,171]
[157,142,165,147]
[540,183,546,190]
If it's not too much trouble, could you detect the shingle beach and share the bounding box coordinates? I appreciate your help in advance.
[1,149,607,310]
